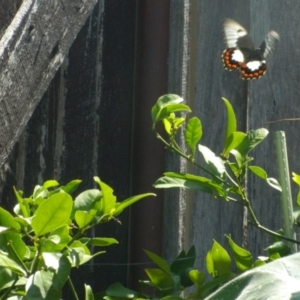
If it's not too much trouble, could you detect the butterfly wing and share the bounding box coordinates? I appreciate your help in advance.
[222,19,255,71]
[222,19,255,50]
[259,30,280,59]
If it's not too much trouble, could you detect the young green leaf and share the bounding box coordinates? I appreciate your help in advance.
[42,180,59,189]
[155,104,191,125]
[75,209,97,229]
[113,193,155,216]
[85,284,95,300]
[249,166,267,179]
[145,268,173,290]
[61,179,82,194]
[206,240,231,277]
[226,235,252,271]
[94,177,116,215]
[151,94,184,124]
[222,98,237,144]
[185,117,202,156]
[292,172,300,186]
[223,132,247,157]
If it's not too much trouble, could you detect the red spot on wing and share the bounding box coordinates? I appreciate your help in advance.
[240,63,266,80]
[222,48,241,70]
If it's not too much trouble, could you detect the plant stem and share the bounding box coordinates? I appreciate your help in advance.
[67,277,80,300]
[156,132,230,186]
[249,221,300,245]
[0,277,18,300]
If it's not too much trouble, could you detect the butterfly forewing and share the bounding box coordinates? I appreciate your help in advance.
[221,18,279,80]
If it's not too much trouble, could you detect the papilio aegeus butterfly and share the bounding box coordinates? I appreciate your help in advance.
[222,19,280,80]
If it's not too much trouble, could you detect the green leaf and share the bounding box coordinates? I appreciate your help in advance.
[206,240,231,277]
[42,253,71,289]
[85,284,95,300]
[223,132,247,157]
[205,252,300,300]
[198,145,226,178]
[222,98,237,144]
[154,173,227,197]
[144,249,171,275]
[266,178,282,192]
[226,235,252,271]
[0,268,16,291]
[156,104,191,124]
[106,282,138,299]
[62,179,82,194]
[151,94,185,124]
[113,193,156,216]
[0,207,20,230]
[265,241,291,257]
[292,172,300,187]
[249,166,267,179]
[86,237,118,247]
[0,232,28,262]
[75,210,97,229]
[94,177,116,215]
[185,117,202,156]
[249,167,282,192]
[0,251,27,276]
[25,270,61,300]
[144,268,173,290]
[31,193,73,236]
[236,128,269,157]
[13,187,30,218]
[42,180,59,189]
[170,246,196,276]
[73,189,101,213]
[189,269,205,288]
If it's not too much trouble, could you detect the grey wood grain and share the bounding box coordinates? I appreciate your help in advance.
[247,0,300,256]
[0,0,97,168]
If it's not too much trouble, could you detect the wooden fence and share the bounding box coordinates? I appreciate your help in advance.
[0,0,299,297]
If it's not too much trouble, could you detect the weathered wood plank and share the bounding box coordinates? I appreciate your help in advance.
[248,0,300,256]
[0,0,97,167]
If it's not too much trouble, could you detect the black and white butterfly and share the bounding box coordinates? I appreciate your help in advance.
[222,19,280,80]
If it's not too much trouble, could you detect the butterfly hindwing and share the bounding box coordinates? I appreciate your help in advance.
[222,19,279,80]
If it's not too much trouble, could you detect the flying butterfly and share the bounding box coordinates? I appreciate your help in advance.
[222,19,280,80]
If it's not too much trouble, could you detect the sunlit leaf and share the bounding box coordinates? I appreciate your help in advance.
[206,240,231,277]
[226,235,252,271]
[185,117,202,156]
[222,98,237,147]
[236,128,269,157]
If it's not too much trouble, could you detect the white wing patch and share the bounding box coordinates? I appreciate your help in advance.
[231,49,244,63]
[222,19,248,48]
[246,60,265,71]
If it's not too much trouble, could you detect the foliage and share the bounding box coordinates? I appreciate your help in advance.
[0,177,155,299]
[146,94,300,299]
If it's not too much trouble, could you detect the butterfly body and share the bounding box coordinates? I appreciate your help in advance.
[222,19,279,80]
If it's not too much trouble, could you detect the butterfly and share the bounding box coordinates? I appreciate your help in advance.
[222,19,280,80]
